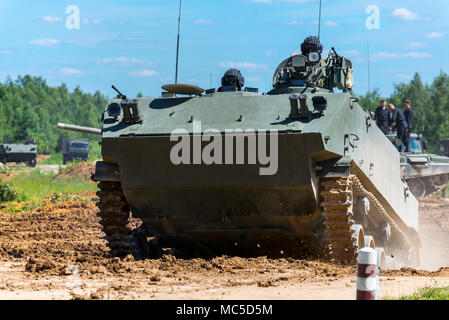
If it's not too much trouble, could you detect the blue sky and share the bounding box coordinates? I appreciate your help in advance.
[0,0,448,98]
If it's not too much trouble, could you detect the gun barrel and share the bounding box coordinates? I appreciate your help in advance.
[57,123,102,136]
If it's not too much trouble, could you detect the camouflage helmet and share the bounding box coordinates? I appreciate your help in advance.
[301,36,323,55]
[222,69,245,89]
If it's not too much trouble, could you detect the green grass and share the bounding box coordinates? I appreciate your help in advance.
[1,169,98,213]
[4,169,97,201]
[385,283,449,300]
[0,180,26,202]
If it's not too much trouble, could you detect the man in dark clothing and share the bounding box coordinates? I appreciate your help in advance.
[301,36,323,56]
[218,69,245,92]
[389,104,410,152]
[374,99,390,134]
[404,99,413,140]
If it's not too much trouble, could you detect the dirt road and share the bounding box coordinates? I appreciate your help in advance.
[0,196,448,300]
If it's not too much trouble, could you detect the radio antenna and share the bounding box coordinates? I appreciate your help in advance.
[175,0,182,84]
[318,0,322,40]
[368,42,371,110]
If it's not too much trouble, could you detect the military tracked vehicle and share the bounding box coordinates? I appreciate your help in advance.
[387,133,449,198]
[60,40,421,267]
[0,140,38,167]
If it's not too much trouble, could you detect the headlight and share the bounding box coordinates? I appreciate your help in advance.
[107,103,122,118]
[308,52,321,63]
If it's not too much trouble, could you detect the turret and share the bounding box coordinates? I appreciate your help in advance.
[57,123,102,136]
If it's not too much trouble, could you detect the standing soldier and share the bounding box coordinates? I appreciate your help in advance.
[374,99,390,134]
[389,104,410,152]
[404,99,413,140]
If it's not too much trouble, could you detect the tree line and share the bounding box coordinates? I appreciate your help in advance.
[0,75,107,154]
[358,71,449,150]
[1,72,449,154]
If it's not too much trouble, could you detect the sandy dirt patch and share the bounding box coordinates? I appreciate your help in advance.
[0,196,448,300]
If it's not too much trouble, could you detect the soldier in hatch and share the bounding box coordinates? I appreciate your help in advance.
[301,36,324,57]
[218,69,245,92]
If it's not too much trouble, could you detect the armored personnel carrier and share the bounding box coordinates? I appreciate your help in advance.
[387,133,449,198]
[0,140,38,167]
[60,38,421,266]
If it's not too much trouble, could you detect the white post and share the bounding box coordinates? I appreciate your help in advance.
[357,248,379,300]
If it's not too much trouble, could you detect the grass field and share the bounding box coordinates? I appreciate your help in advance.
[386,283,449,300]
[7,170,97,200]
[1,168,97,213]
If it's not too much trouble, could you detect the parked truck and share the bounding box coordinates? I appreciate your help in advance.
[61,138,90,165]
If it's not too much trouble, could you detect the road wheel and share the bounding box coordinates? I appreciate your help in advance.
[30,158,37,168]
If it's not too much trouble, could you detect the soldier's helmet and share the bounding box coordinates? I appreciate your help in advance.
[301,36,323,56]
[222,69,245,90]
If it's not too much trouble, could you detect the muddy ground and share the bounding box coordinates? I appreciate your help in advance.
[0,195,448,300]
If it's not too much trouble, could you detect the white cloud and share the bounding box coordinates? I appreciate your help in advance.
[324,20,339,27]
[265,50,273,56]
[396,74,412,80]
[28,38,59,46]
[405,42,427,49]
[193,19,214,25]
[392,8,431,21]
[341,50,361,57]
[186,78,201,85]
[287,21,304,26]
[43,16,62,23]
[313,20,338,27]
[426,32,444,39]
[60,68,84,76]
[246,76,262,83]
[98,57,145,66]
[372,52,432,60]
[128,70,157,77]
[0,50,11,54]
[82,18,101,25]
[219,61,268,71]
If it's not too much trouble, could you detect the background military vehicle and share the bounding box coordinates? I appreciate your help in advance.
[387,133,449,198]
[61,138,90,165]
[57,124,102,165]
[0,140,38,167]
[59,42,421,267]
[437,139,449,157]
